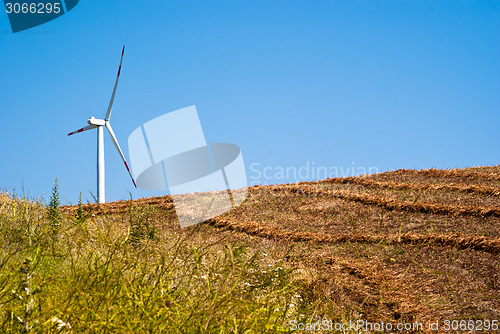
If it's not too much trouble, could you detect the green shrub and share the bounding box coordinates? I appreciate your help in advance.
[129,204,159,243]
[46,179,61,233]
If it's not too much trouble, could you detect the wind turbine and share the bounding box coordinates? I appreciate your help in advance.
[68,46,136,204]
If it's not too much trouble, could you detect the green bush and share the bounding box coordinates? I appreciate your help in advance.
[46,179,61,233]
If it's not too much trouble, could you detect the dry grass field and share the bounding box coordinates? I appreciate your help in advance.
[1,166,498,332]
[65,166,499,332]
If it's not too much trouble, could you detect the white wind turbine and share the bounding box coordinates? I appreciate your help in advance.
[68,46,136,204]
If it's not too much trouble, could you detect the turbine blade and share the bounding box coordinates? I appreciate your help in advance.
[105,122,137,188]
[68,124,97,136]
[105,45,125,122]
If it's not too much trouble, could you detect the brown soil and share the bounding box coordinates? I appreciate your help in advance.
[61,166,500,332]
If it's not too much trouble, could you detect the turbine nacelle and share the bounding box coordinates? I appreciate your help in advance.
[88,117,106,126]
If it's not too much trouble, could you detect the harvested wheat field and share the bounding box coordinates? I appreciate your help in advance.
[58,166,500,332]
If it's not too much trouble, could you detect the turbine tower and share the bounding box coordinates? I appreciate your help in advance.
[68,46,136,203]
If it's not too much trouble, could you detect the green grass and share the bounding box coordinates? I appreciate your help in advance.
[0,193,300,333]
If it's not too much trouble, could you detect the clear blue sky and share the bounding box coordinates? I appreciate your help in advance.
[1,0,499,204]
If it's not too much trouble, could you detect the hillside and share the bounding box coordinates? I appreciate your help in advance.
[64,166,500,329]
[1,166,498,332]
